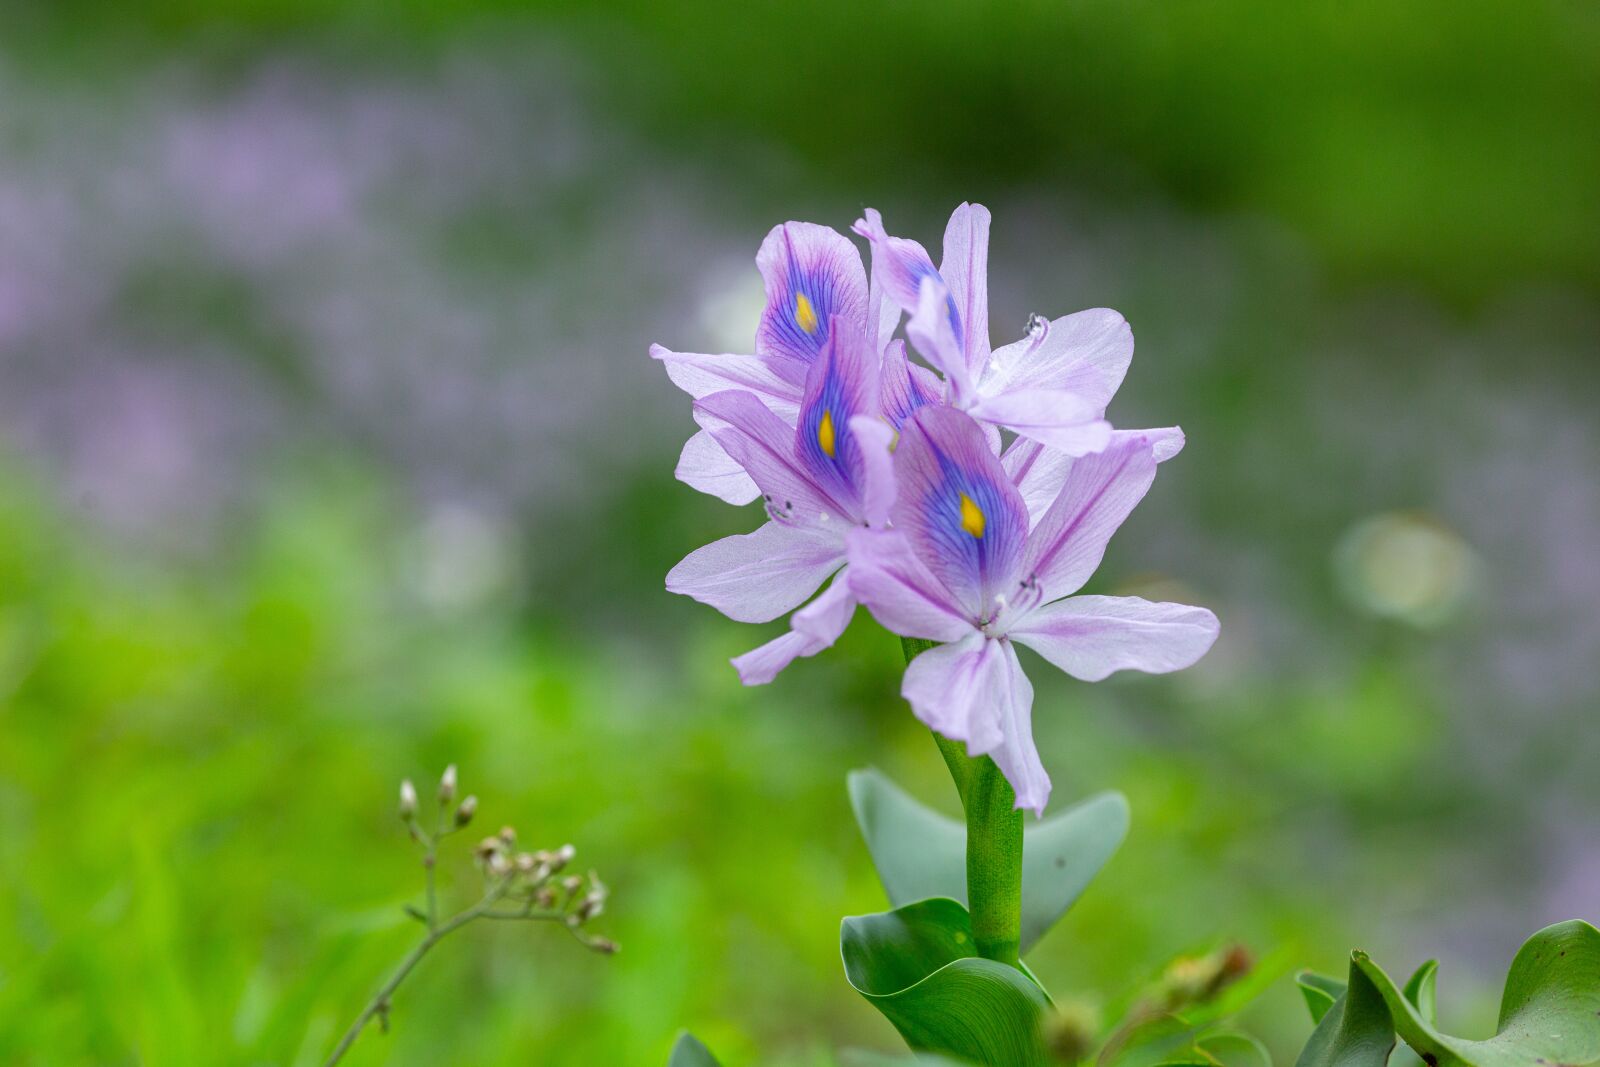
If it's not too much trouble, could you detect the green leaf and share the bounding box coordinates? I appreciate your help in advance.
[1101,1018,1271,1067]
[848,767,1129,953]
[1297,973,1348,1025]
[1293,955,1395,1067]
[1356,921,1600,1067]
[1100,1015,1210,1067]
[1400,961,1438,1027]
[837,1051,974,1066]
[1388,961,1440,1067]
[667,1031,720,1067]
[1196,1030,1273,1067]
[842,897,1054,1067]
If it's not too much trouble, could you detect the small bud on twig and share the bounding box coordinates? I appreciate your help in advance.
[498,825,517,846]
[1155,942,1253,1010]
[438,764,458,804]
[574,871,608,922]
[398,780,418,821]
[454,795,477,827]
[1219,943,1253,984]
[586,936,619,955]
[1045,999,1100,1063]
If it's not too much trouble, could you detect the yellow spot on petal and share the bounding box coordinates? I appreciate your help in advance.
[795,292,819,334]
[959,493,986,539]
[818,409,837,458]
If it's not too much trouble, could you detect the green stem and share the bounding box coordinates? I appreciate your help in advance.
[323,880,511,1066]
[900,637,1024,969]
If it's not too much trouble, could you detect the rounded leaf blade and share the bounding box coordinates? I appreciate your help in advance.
[848,768,1129,953]
[842,897,1053,1066]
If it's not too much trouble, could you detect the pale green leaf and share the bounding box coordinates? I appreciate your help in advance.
[848,768,1128,953]
[668,1031,720,1067]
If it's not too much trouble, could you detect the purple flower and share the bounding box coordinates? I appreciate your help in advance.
[651,221,869,504]
[846,406,1218,815]
[666,314,897,684]
[854,204,1131,457]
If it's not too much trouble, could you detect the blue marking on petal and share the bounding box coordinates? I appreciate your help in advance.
[796,349,859,509]
[920,449,1014,607]
[882,353,943,430]
[765,227,850,364]
[883,377,929,429]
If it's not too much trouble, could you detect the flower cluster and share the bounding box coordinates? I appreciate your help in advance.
[654,204,1218,814]
[328,768,617,1067]
[399,766,617,954]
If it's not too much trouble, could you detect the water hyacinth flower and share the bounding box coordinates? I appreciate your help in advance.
[846,405,1219,815]
[651,221,872,505]
[654,212,943,682]
[665,314,899,684]
[854,204,1131,457]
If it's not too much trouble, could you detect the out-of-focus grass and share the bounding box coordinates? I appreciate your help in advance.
[0,458,898,1065]
[0,453,1480,1064]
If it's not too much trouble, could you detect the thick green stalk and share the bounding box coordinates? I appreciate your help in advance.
[900,637,1025,968]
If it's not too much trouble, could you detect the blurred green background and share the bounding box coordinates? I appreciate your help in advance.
[1,2,1598,1064]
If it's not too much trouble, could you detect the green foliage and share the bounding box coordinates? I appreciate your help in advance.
[1193,1031,1274,1067]
[0,470,902,1065]
[1293,957,1395,1067]
[842,766,1273,1067]
[669,1032,721,1067]
[1296,974,1348,1026]
[1295,922,1600,1067]
[848,768,1129,954]
[841,898,1054,1067]
[1387,961,1441,1067]
[1100,1016,1271,1067]
[837,1053,971,1067]
[1362,922,1600,1067]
